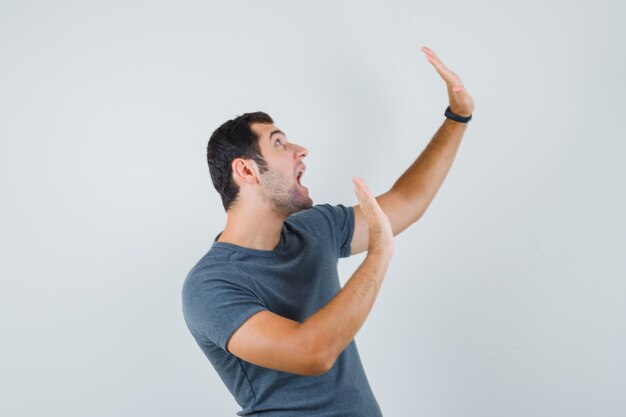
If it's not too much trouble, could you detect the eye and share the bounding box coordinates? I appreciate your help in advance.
[274,138,286,148]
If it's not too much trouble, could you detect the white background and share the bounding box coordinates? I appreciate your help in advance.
[1,1,625,416]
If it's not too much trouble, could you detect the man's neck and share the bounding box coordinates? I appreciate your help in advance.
[216,204,287,251]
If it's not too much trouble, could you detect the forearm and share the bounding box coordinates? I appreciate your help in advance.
[298,253,391,372]
[391,118,468,222]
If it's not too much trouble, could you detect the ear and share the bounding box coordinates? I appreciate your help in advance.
[231,158,259,185]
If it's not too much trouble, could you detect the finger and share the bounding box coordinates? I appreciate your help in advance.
[420,46,445,68]
[425,53,450,79]
[353,186,372,214]
[420,46,439,62]
[420,46,460,85]
[352,176,367,188]
[354,184,365,202]
[353,178,367,202]
[352,176,372,196]
[353,178,378,213]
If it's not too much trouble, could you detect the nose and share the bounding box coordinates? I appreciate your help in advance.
[294,143,308,160]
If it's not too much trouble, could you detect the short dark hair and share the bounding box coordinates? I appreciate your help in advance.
[207,111,273,211]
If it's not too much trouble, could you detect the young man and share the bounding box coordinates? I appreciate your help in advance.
[182,46,475,416]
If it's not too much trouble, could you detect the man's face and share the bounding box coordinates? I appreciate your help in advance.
[251,123,313,217]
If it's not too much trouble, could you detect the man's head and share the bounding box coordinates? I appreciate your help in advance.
[207,111,312,216]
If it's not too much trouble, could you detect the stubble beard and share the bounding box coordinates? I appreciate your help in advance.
[260,169,313,218]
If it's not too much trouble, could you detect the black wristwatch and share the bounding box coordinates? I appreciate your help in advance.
[445,106,472,123]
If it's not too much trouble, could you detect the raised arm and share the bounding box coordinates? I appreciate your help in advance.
[350,46,476,256]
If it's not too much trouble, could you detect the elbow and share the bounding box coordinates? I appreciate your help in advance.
[308,354,333,376]
[306,346,334,376]
[302,347,334,376]
[295,324,335,376]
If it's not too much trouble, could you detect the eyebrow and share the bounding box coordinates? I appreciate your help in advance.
[269,129,286,142]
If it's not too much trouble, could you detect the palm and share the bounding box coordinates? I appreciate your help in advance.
[421,46,474,117]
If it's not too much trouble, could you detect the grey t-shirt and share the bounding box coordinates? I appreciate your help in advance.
[182,203,383,417]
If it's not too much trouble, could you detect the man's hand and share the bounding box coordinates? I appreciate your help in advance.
[421,46,475,117]
[352,176,394,258]
[349,48,474,256]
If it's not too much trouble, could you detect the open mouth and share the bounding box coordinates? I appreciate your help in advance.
[296,170,307,189]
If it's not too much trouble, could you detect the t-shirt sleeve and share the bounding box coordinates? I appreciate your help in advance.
[182,266,268,352]
[311,203,355,258]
